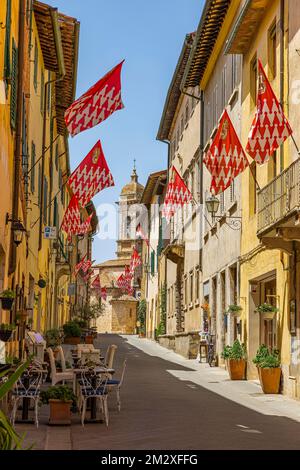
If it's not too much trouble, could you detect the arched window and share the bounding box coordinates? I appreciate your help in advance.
[126,216,131,237]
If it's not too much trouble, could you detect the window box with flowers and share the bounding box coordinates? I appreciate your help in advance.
[255,303,279,321]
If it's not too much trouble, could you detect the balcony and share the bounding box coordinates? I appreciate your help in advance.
[257,158,300,238]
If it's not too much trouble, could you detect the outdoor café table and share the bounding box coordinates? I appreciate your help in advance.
[74,367,114,422]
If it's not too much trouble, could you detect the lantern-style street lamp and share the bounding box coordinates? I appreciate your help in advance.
[6,214,27,246]
[205,195,242,230]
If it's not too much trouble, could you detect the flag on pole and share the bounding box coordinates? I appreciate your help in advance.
[162,166,193,221]
[64,61,125,137]
[246,59,293,164]
[61,195,81,237]
[204,110,249,195]
[100,287,107,301]
[67,140,115,208]
[136,223,149,246]
[91,275,101,291]
[74,253,87,276]
[116,274,127,290]
[83,270,92,282]
[129,248,142,275]
[81,259,92,274]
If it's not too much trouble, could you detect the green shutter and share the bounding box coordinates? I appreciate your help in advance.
[31,141,35,193]
[151,251,155,276]
[38,164,42,207]
[34,39,38,91]
[10,39,18,129]
[43,177,48,224]
[4,0,12,88]
[55,143,59,171]
[47,71,51,113]
[40,71,44,113]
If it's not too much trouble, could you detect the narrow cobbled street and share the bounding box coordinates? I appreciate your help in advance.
[15,334,300,450]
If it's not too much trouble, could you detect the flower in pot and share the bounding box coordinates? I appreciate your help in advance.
[255,303,279,321]
[0,289,15,311]
[40,385,76,425]
[221,339,247,380]
[253,345,281,394]
[62,321,82,345]
[226,304,242,317]
[0,323,15,342]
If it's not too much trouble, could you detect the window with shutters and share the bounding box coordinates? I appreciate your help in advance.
[4,0,12,93]
[185,102,189,125]
[268,20,277,81]
[53,196,58,228]
[31,141,35,193]
[231,55,238,93]
[43,177,48,223]
[22,94,29,199]
[33,39,38,92]
[250,54,257,109]
[40,71,44,114]
[150,250,155,276]
[230,180,235,203]
[38,164,42,207]
[10,39,18,129]
[47,70,51,113]
[55,143,59,171]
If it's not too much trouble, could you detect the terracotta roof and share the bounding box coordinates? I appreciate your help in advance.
[33,1,80,135]
[140,170,167,205]
[157,33,195,142]
[182,0,231,89]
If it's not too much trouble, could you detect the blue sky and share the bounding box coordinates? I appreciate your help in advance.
[46,0,203,262]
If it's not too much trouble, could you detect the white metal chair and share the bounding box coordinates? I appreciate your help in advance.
[104,344,118,370]
[47,347,75,391]
[107,359,127,412]
[10,368,43,428]
[78,369,109,427]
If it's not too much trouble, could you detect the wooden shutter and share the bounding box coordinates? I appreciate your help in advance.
[31,141,35,193]
[43,177,48,223]
[34,39,38,91]
[4,0,12,87]
[10,39,18,129]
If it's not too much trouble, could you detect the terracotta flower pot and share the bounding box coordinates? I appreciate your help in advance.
[258,367,281,394]
[85,335,94,344]
[227,359,246,380]
[49,399,72,425]
[64,336,81,345]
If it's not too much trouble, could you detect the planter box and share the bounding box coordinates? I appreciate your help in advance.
[260,312,276,321]
[64,337,81,345]
[258,367,281,394]
[227,359,246,380]
[49,399,72,425]
[0,330,13,342]
[85,335,94,344]
[0,298,14,310]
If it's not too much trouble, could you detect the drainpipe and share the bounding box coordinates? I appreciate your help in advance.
[280,0,285,172]
[9,0,26,276]
[38,8,66,250]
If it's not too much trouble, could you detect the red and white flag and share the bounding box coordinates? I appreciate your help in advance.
[83,270,92,282]
[129,248,142,275]
[246,59,293,164]
[91,275,101,291]
[100,287,107,301]
[81,259,92,274]
[74,253,87,276]
[204,110,249,195]
[67,140,114,208]
[162,166,193,221]
[136,223,149,246]
[64,61,125,137]
[61,195,81,237]
[116,274,127,290]
[78,213,93,235]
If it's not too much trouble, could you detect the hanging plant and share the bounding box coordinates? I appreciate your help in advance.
[225,305,242,316]
[255,303,279,321]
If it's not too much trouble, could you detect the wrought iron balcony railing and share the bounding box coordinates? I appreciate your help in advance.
[257,158,300,235]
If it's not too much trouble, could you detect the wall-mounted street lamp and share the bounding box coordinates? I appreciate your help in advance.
[205,195,242,231]
[6,213,27,246]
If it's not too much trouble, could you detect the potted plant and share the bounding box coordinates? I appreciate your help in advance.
[62,321,82,345]
[0,290,15,311]
[40,385,76,425]
[253,344,281,393]
[255,303,279,321]
[0,324,15,342]
[226,304,242,317]
[45,328,63,359]
[221,339,247,380]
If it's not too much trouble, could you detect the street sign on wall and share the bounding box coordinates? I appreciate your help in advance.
[44,226,57,240]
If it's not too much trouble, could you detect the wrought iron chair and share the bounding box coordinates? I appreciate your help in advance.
[107,359,127,412]
[10,368,43,428]
[78,369,109,427]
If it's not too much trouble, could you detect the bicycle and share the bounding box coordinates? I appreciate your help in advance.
[207,334,216,367]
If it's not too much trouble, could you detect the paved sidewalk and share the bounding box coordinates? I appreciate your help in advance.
[123,335,300,423]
